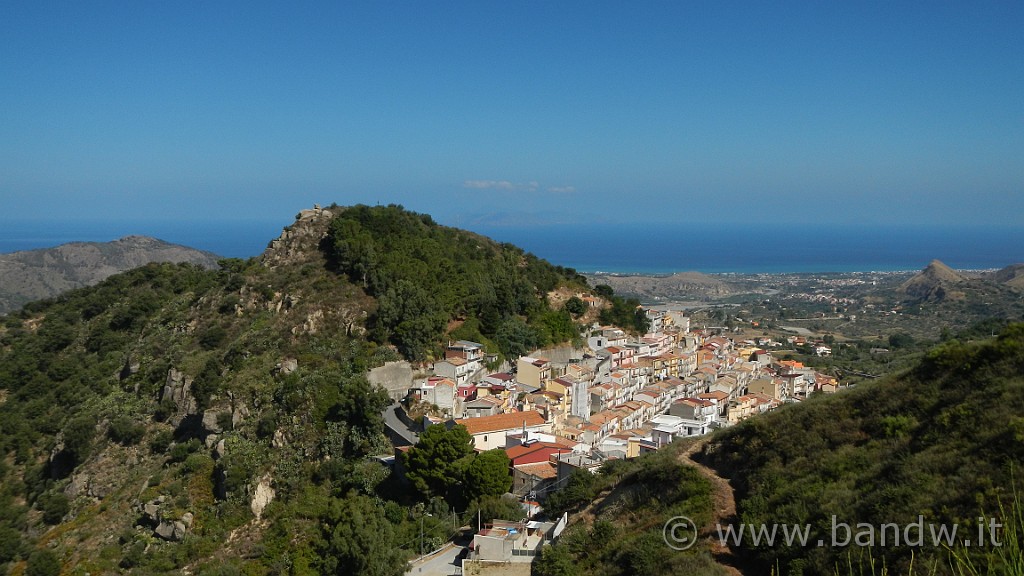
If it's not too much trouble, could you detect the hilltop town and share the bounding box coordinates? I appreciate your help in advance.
[390,306,840,567]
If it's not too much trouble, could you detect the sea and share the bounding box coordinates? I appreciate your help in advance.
[1,220,1021,275]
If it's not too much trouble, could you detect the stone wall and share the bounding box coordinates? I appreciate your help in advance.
[368,361,414,401]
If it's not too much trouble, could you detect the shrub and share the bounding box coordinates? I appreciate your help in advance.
[149,429,174,454]
[25,549,60,576]
[37,492,69,525]
[108,416,145,446]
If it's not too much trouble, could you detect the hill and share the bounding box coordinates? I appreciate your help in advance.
[0,204,598,575]
[0,236,221,314]
[585,271,736,302]
[695,323,1024,574]
[986,263,1024,290]
[897,259,967,302]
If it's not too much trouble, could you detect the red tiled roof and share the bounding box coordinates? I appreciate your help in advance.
[514,462,557,480]
[455,410,546,435]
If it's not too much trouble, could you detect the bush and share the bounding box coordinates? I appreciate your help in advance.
[198,325,227,351]
[149,429,174,454]
[37,492,69,525]
[108,416,145,446]
[25,549,60,576]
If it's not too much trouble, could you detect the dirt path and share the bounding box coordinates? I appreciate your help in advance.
[681,438,744,576]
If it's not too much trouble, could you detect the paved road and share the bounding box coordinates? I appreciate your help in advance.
[405,544,465,576]
[382,402,419,446]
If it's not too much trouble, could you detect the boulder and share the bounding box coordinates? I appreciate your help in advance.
[201,410,223,434]
[276,358,298,375]
[250,475,275,520]
[155,521,177,541]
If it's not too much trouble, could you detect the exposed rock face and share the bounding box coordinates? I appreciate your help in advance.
[261,205,335,268]
[202,410,224,434]
[0,235,220,314]
[161,369,197,417]
[251,475,275,520]
[898,259,967,302]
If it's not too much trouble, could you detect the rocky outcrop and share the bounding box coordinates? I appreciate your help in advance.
[261,204,335,268]
[250,475,275,520]
[161,369,197,418]
[275,358,298,375]
[138,496,193,542]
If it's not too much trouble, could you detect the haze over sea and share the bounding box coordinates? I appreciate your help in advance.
[1,220,1021,275]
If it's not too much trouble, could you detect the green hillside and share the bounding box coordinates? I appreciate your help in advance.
[699,324,1024,575]
[0,205,599,575]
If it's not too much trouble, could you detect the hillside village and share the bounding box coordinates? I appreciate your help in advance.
[390,306,844,561]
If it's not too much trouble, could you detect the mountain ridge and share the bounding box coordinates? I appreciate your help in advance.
[0,235,221,314]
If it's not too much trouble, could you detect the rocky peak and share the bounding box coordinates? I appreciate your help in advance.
[260,204,336,268]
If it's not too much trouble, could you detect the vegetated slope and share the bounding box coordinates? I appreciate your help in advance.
[533,442,731,576]
[0,236,221,315]
[0,204,597,575]
[698,323,1024,575]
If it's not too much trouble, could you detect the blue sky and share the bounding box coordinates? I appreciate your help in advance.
[2,2,1023,238]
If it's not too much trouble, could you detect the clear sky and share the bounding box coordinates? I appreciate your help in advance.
[2,1,1023,234]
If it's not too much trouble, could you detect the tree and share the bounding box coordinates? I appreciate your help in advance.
[888,332,915,349]
[462,449,512,503]
[320,494,407,576]
[494,317,540,360]
[403,425,474,502]
[466,494,524,525]
[563,296,587,318]
[533,544,581,576]
[328,376,390,457]
[375,280,445,360]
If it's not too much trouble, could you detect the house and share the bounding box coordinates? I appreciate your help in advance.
[668,398,718,436]
[697,391,729,417]
[473,515,568,562]
[480,372,515,390]
[409,378,456,414]
[463,396,503,418]
[433,357,474,386]
[456,381,477,402]
[587,326,628,351]
[505,441,574,467]
[452,410,550,451]
[554,453,602,483]
[748,377,786,401]
[446,340,484,363]
[516,357,551,389]
[512,462,558,498]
